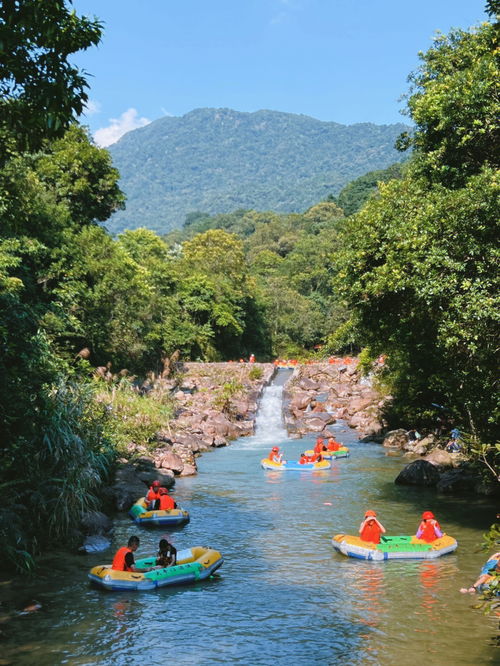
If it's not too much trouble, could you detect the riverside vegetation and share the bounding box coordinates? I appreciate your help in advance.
[0,0,498,579]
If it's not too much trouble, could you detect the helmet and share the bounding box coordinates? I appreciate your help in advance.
[365,510,377,517]
[152,480,160,487]
[272,446,279,452]
[159,488,168,495]
[422,511,434,520]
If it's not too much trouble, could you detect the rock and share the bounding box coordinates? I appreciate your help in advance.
[423,449,455,468]
[155,451,184,474]
[383,429,408,449]
[179,463,197,476]
[109,463,151,511]
[80,511,112,536]
[436,468,480,493]
[395,460,441,486]
[79,535,112,553]
[298,378,320,391]
[136,469,175,487]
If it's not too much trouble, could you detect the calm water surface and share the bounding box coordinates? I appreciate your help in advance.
[1,374,498,665]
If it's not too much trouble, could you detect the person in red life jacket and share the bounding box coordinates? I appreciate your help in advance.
[416,511,443,543]
[156,538,177,568]
[298,452,308,464]
[249,353,255,363]
[158,488,177,510]
[146,480,163,508]
[112,536,152,572]
[268,446,283,463]
[359,510,386,544]
[314,437,326,455]
[327,438,341,451]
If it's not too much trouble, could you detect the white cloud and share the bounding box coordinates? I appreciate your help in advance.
[83,99,101,116]
[93,108,151,147]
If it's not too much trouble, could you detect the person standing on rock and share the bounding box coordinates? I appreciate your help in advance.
[359,510,386,544]
[416,511,443,542]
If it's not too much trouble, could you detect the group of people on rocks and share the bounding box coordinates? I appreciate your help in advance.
[358,509,444,545]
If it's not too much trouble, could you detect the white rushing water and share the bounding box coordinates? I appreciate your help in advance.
[237,377,289,449]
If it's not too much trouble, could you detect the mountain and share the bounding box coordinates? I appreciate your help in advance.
[106,108,409,234]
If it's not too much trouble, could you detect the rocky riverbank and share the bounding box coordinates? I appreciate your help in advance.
[282,359,386,439]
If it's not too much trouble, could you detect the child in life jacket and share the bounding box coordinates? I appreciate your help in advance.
[416,511,443,542]
[268,446,283,463]
[156,538,177,568]
[314,437,326,455]
[359,510,386,544]
[327,438,341,451]
[298,453,308,464]
[158,487,177,510]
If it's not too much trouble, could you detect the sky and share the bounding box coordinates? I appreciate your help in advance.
[71,0,489,147]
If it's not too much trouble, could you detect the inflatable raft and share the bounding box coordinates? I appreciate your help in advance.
[89,546,223,591]
[332,534,457,560]
[129,497,190,527]
[305,447,350,459]
[261,458,331,471]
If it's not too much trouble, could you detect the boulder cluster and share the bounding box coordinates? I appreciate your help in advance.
[282,360,386,438]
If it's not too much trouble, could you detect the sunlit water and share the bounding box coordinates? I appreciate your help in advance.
[1,370,498,665]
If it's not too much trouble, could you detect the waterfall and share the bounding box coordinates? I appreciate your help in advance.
[254,383,288,443]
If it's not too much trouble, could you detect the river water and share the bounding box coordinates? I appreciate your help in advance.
[1,371,498,665]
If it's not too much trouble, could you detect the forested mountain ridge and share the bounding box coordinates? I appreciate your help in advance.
[107,108,408,233]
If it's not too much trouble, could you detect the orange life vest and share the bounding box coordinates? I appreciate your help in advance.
[159,494,175,510]
[112,546,133,571]
[360,520,382,544]
[418,520,441,543]
[327,439,340,451]
[146,486,161,502]
[299,456,308,465]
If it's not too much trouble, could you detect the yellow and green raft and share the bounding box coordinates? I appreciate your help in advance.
[129,497,190,526]
[89,546,223,591]
[332,534,458,560]
[304,446,350,459]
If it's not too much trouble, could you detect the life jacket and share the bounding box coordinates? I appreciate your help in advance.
[299,456,308,465]
[418,520,442,543]
[112,546,133,571]
[327,439,340,451]
[146,486,161,502]
[314,440,325,454]
[360,520,382,544]
[159,494,175,511]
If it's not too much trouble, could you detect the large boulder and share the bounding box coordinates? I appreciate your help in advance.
[106,463,151,511]
[436,468,480,493]
[383,429,409,449]
[155,451,184,474]
[423,449,455,468]
[395,460,441,486]
[80,511,112,536]
[79,535,112,553]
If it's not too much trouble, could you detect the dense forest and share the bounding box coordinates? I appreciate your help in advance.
[0,1,498,570]
[107,108,408,233]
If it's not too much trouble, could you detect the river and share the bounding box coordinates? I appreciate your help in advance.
[1,371,498,664]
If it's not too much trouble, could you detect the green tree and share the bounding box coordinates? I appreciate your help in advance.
[0,0,102,152]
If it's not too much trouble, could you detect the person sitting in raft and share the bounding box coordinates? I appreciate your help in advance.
[460,552,500,593]
[157,488,177,510]
[156,538,177,568]
[268,446,283,463]
[359,510,386,544]
[416,511,443,542]
[298,452,308,465]
[146,480,163,508]
[112,536,152,572]
[314,437,327,455]
[327,438,341,451]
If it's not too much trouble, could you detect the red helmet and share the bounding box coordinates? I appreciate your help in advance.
[159,488,168,495]
[152,480,160,487]
[272,447,279,452]
[365,510,377,517]
[422,511,434,520]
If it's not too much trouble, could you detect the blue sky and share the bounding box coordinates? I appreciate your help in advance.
[72,0,489,146]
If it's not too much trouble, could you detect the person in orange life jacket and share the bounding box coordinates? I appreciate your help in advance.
[146,480,162,507]
[156,538,177,568]
[112,536,152,572]
[158,488,176,510]
[327,438,341,451]
[249,353,255,363]
[269,446,283,463]
[416,511,443,542]
[359,510,386,544]
[314,437,326,455]
[298,452,308,465]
